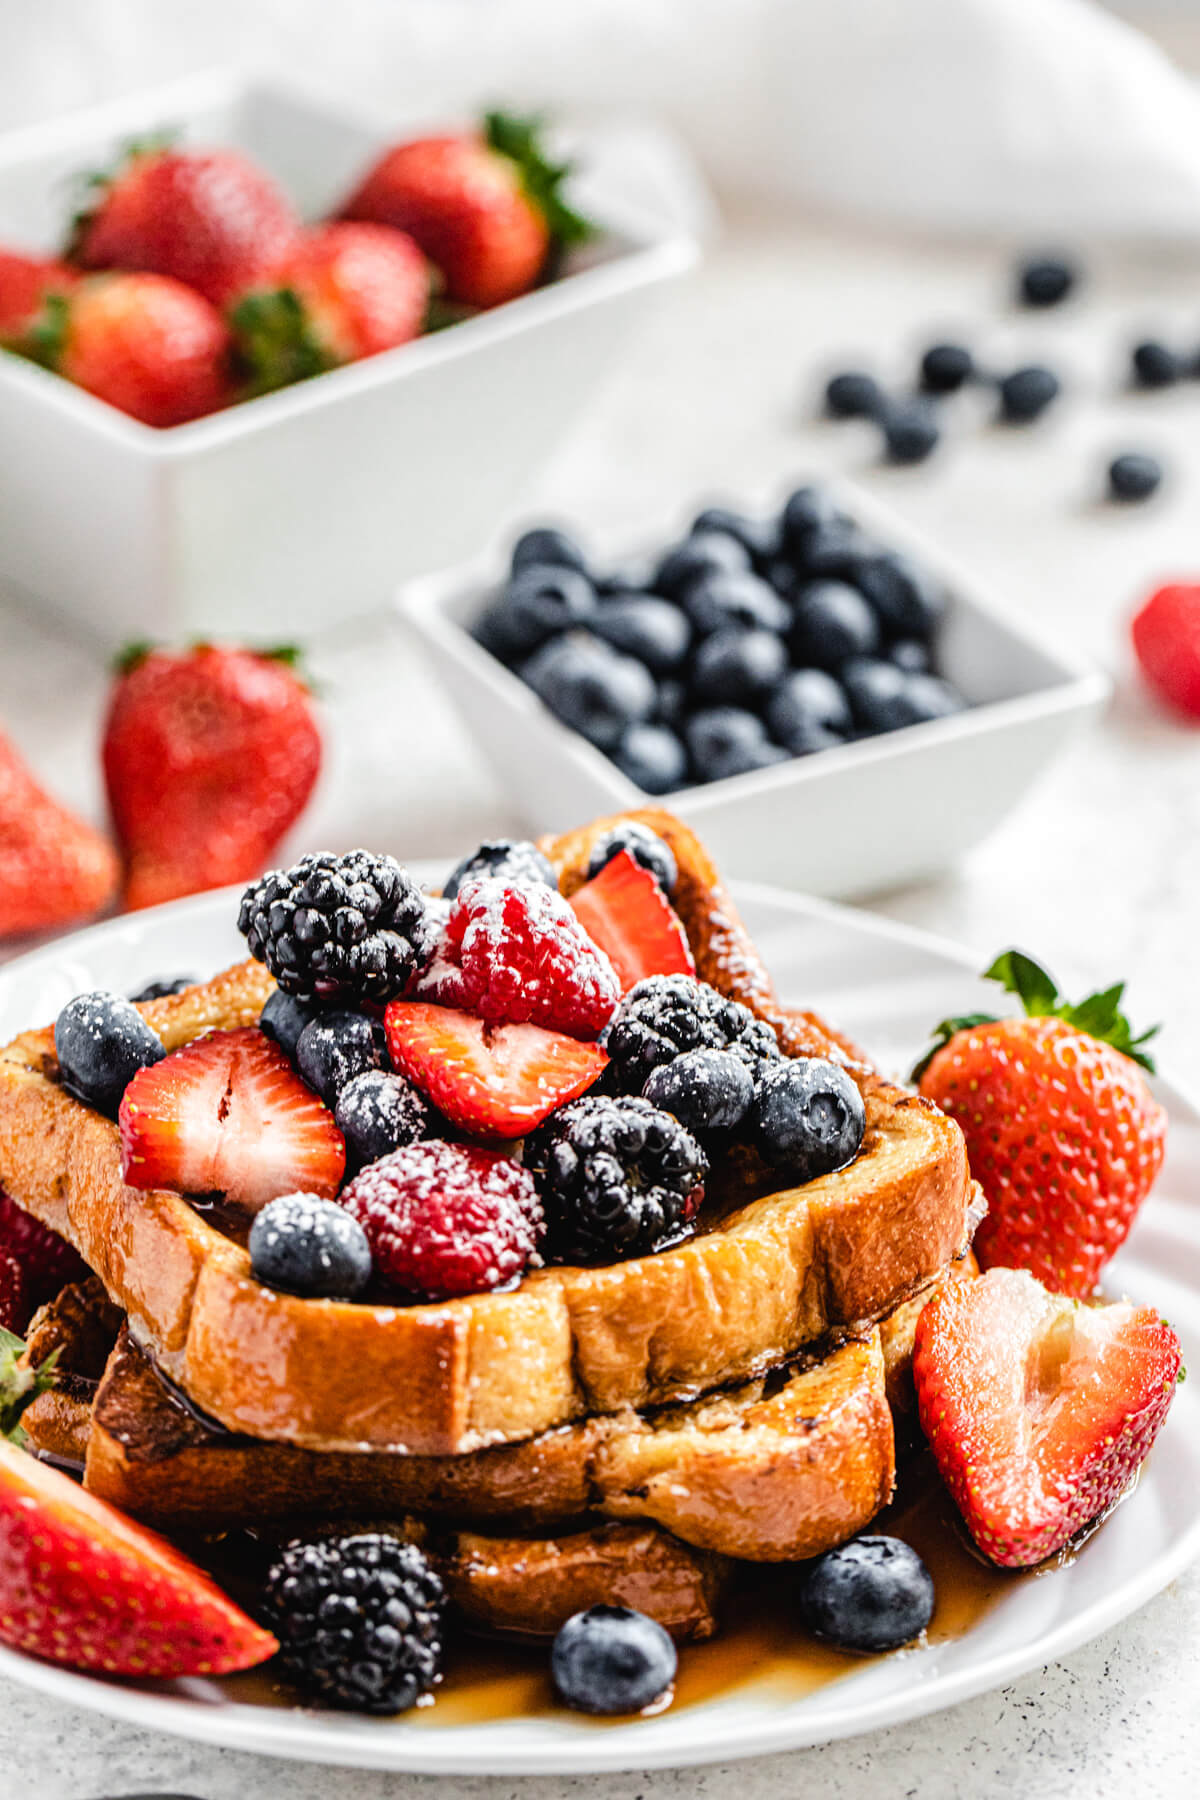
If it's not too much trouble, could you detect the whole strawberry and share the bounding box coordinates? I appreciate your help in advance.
[231,222,430,394]
[0,248,74,337]
[1131,582,1200,719]
[69,145,297,307]
[102,644,321,910]
[0,729,119,940]
[340,111,593,309]
[916,951,1165,1297]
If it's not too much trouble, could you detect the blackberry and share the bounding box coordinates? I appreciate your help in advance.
[586,822,677,894]
[526,1095,707,1262]
[238,851,427,1006]
[603,974,782,1093]
[262,1533,444,1713]
[442,838,556,901]
[128,975,194,1002]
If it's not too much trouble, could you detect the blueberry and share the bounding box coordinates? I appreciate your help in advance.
[335,1069,431,1171]
[595,560,655,598]
[511,526,589,577]
[522,634,656,750]
[296,1011,383,1107]
[54,991,165,1118]
[550,1606,677,1716]
[643,1047,754,1134]
[683,571,790,638]
[794,518,875,582]
[779,485,841,558]
[752,1057,865,1177]
[762,558,799,602]
[690,627,788,707]
[789,581,880,670]
[471,601,522,666]
[592,595,692,673]
[1131,341,1181,389]
[128,975,194,1002]
[691,506,777,565]
[902,672,967,722]
[880,398,940,464]
[612,723,688,794]
[442,838,556,901]
[767,668,852,749]
[997,365,1060,424]
[1108,452,1163,502]
[587,822,678,893]
[655,678,687,731]
[249,1192,373,1300]
[260,988,320,1062]
[655,531,749,599]
[854,552,945,640]
[842,659,964,733]
[888,638,932,674]
[824,371,883,419]
[1017,255,1076,308]
[686,708,789,783]
[798,1536,935,1653]
[493,565,597,657]
[919,343,974,394]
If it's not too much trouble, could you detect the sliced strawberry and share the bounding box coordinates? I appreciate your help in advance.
[569,850,695,993]
[119,1026,345,1211]
[914,1266,1182,1568]
[0,1437,277,1675]
[384,1002,606,1138]
[0,1190,89,1311]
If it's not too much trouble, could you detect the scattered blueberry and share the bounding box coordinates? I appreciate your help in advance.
[780,485,841,558]
[335,1069,431,1171]
[442,838,556,901]
[686,708,789,782]
[1131,341,1181,389]
[1108,452,1163,502]
[296,1011,384,1107]
[490,564,597,657]
[752,1057,865,1177]
[789,581,880,671]
[127,975,194,1002]
[682,570,790,638]
[54,991,165,1118]
[767,668,853,749]
[523,634,656,749]
[855,552,945,640]
[824,371,884,419]
[690,627,788,707]
[887,638,932,674]
[798,1536,935,1653]
[1017,255,1077,308]
[880,397,940,464]
[691,506,777,565]
[587,822,677,893]
[550,1606,677,1715]
[919,343,974,395]
[655,531,749,600]
[249,1192,373,1300]
[511,526,589,577]
[260,988,319,1062]
[997,365,1060,424]
[591,594,692,673]
[612,722,688,794]
[642,1046,754,1134]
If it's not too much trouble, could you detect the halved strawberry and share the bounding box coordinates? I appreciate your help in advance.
[119,1026,345,1211]
[568,850,695,993]
[914,1266,1182,1568]
[384,1002,606,1138]
[0,1436,277,1675]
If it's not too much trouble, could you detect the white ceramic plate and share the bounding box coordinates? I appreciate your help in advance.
[0,875,1197,1776]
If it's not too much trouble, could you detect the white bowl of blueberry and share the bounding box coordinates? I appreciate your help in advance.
[399,481,1109,897]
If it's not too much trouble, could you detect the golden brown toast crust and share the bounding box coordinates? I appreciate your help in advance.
[0,812,971,1456]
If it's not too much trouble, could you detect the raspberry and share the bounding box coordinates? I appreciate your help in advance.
[338,1141,544,1300]
[1131,583,1200,718]
[0,1190,88,1311]
[413,878,619,1040]
[0,1246,30,1334]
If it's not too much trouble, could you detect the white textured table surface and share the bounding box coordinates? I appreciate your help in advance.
[3,214,1200,1797]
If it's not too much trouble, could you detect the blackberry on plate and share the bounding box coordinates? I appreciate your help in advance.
[654,531,749,600]
[642,1046,754,1135]
[260,988,319,1062]
[239,851,427,1007]
[262,1533,444,1713]
[296,1010,384,1107]
[752,1057,865,1178]
[798,1536,934,1653]
[682,571,789,638]
[54,991,165,1118]
[128,975,194,1002]
[690,627,788,708]
[685,707,789,782]
[823,370,883,420]
[526,1094,707,1263]
[511,525,590,577]
[249,1192,373,1299]
[442,837,556,902]
[522,633,656,750]
[612,723,687,794]
[336,1069,432,1171]
[919,343,974,395]
[586,822,677,894]
[789,581,880,671]
[551,1605,677,1715]
[603,973,782,1094]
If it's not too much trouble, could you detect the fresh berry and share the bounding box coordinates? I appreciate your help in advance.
[823,371,883,419]
[484,564,598,660]
[249,1192,372,1299]
[0,1192,88,1312]
[339,1140,542,1299]
[568,850,694,993]
[752,1058,865,1177]
[104,644,321,910]
[442,837,557,902]
[585,822,677,894]
[691,506,776,565]
[655,532,750,600]
[0,1436,277,1675]
[0,249,73,337]
[604,974,782,1094]
[592,595,692,674]
[642,1046,754,1134]
[612,723,688,794]
[690,627,788,707]
[880,397,940,464]
[341,111,592,309]
[779,486,842,558]
[1132,582,1200,717]
[1017,254,1077,307]
[69,145,297,306]
[855,552,945,640]
[654,678,687,732]
[0,730,118,940]
[259,988,319,1062]
[128,975,194,1002]
[789,581,880,670]
[0,1249,29,1334]
[685,707,788,782]
[384,1002,606,1138]
[1130,340,1180,389]
[916,951,1166,1296]
[997,365,1060,424]
[295,1011,384,1106]
[795,518,875,582]
[119,1026,346,1212]
[522,634,657,750]
[262,1533,443,1712]
[914,1267,1182,1567]
[511,526,590,577]
[798,1537,934,1652]
[551,1605,677,1715]
[239,850,426,1006]
[231,222,429,392]
[682,571,789,638]
[54,991,165,1118]
[842,658,964,733]
[919,343,974,394]
[334,1069,431,1171]
[766,668,852,751]
[414,876,619,1037]
[888,638,932,674]
[1108,452,1163,503]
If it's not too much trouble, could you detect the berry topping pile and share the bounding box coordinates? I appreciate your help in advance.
[603,973,782,1093]
[239,850,427,1004]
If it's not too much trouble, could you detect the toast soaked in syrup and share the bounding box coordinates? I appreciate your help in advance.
[0,812,972,1456]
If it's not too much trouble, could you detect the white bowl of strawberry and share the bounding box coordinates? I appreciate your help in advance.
[0,70,697,644]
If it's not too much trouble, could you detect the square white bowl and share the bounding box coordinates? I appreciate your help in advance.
[0,70,698,645]
[398,481,1110,897]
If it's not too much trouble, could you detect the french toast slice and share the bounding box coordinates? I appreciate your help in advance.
[0,811,972,1456]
